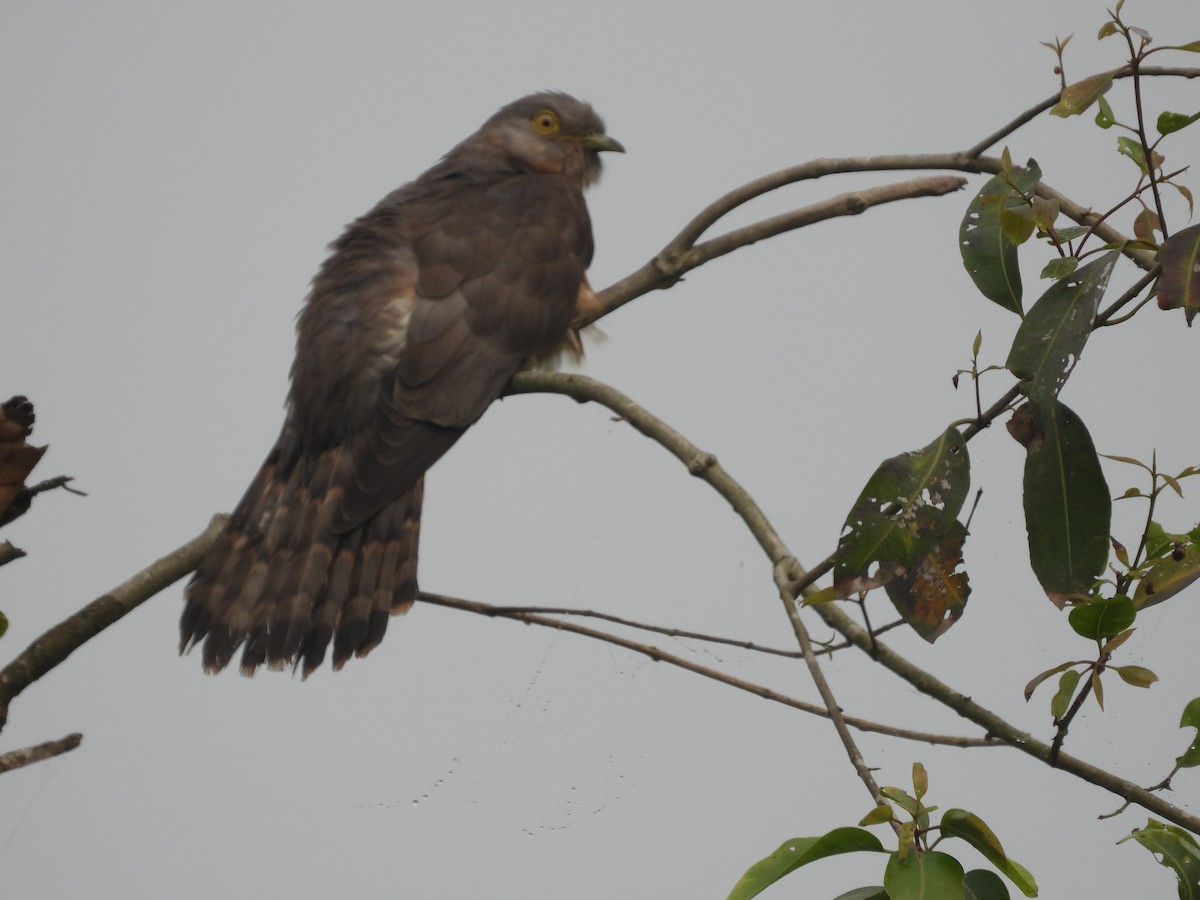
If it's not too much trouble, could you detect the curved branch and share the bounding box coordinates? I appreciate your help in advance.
[511,370,1200,834]
[0,515,227,731]
[419,591,996,749]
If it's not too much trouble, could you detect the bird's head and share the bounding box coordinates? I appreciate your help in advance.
[478,91,624,186]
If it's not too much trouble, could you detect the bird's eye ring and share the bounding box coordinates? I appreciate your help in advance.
[531,109,560,135]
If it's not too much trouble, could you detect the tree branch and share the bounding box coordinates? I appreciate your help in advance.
[512,370,1200,834]
[0,732,82,773]
[419,591,996,749]
[0,515,227,732]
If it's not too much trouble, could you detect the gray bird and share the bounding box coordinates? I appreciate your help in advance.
[180,92,623,676]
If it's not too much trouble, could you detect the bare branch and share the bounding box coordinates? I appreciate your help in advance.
[0,732,82,773]
[0,515,227,732]
[807,600,1200,834]
[420,591,996,749]
[511,370,1200,834]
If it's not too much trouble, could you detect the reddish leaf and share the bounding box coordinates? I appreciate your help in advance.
[1157,222,1200,324]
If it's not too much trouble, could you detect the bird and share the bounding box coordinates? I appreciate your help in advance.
[179,92,623,677]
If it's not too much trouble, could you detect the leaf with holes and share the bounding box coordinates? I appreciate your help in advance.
[1119,820,1200,899]
[1005,251,1118,404]
[884,519,969,642]
[834,427,970,606]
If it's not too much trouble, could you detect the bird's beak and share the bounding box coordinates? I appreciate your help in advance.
[580,132,625,154]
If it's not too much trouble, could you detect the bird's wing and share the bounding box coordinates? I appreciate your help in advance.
[332,174,593,531]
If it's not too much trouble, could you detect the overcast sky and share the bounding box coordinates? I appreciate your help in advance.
[2,2,1198,898]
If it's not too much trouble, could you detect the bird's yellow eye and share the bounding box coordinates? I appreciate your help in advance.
[531,109,560,135]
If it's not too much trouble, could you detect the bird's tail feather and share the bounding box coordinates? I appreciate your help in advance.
[180,445,421,676]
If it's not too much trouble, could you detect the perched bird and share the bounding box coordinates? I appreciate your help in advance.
[180,92,622,676]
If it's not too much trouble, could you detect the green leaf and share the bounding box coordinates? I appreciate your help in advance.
[1117,136,1153,174]
[1177,697,1200,768]
[1133,543,1200,608]
[1024,661,1077,700]
[912,762,929,799]
[941,809,1038,897]
[726,828,886,900]
[1040,257,1078,280]
[834,427,970,600]
[1051,669,1081,719]
[1050,71,1115,117]
[1068,595,1136,640]
[1095,95,1117,128]
[0,609,7,640]
[964,869,1012,900]
[1158,110,1200,136]
[960,162,1041,314]
[1113,665,1158,688]
[832,888,889,900]
[1157,222,1200,324]
[1054,225,1093,241]
[861,804,895,826]
[1005,251,1118,403]
[1008,400,1112,603]
[882,786,922,817]
[1119,819,1200,898]
[885,849,965,900]
[1172,39,1200,52]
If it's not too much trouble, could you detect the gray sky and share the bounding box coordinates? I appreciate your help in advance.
[2,2,1198,897]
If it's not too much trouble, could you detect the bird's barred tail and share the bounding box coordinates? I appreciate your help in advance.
[180,446,422,676]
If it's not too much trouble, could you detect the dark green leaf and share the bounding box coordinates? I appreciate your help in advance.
[940,810,1036,896]
[1157,222,1200,324]
[1005,251,1118,403]
[1119,819,1200,898]
[726,828,886,900]
[1009,401,1111,603]
[960,162,1041,314]
[1050,71,1115,116]
[1051,669,1081,719]
[1133,544,1200,609]
[1158,110,1200,136]
[964,869,1012,900]
[1095,96,1117,128]
[0,609,7,640]
[1177,697,1200,768]
[1068,595,1136,640]
[885,849,965,900]
[834,428,970,605]
[832,888,889,900]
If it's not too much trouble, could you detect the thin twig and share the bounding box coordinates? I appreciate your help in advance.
[0,732,83,773]
[420,591,996,749]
